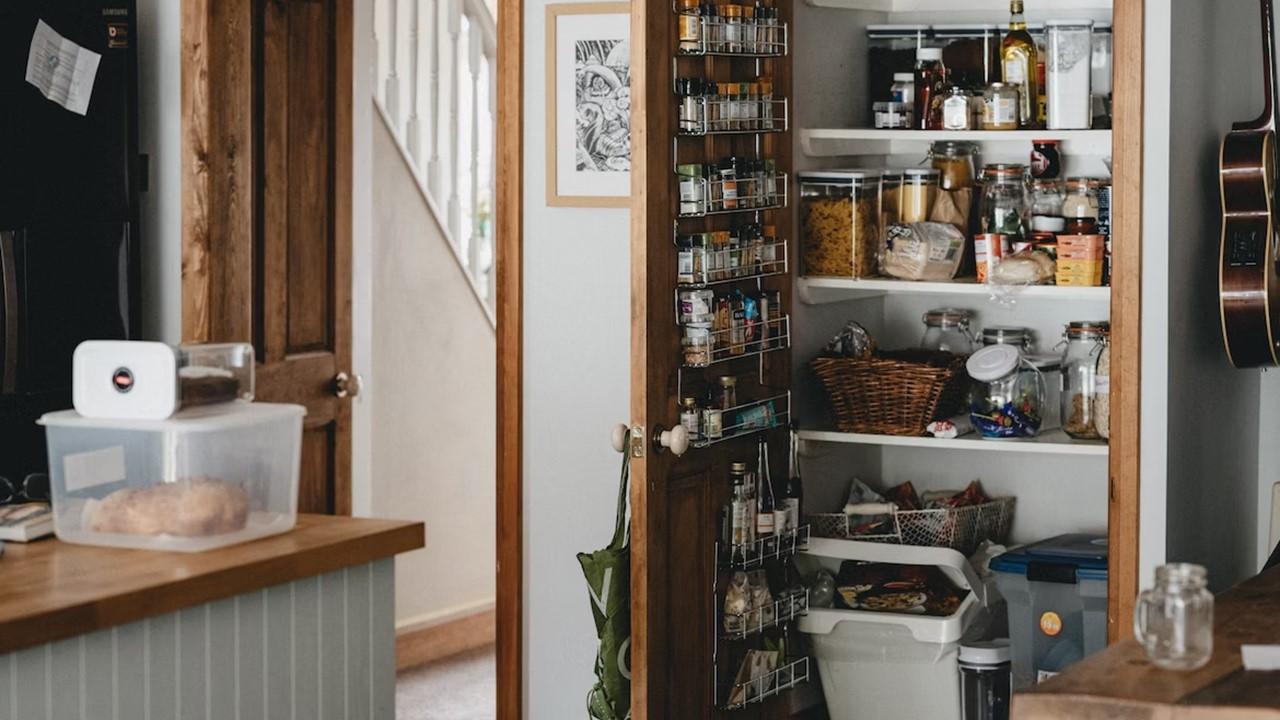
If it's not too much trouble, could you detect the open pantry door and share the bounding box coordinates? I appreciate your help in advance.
[629,0,798,714]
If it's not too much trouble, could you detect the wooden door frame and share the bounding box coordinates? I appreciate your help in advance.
[495,0,523,714]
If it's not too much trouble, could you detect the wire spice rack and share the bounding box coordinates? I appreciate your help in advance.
[717,523,810,570]
[692,392,791,450]
[678,97,789,136]
[721,591,810,641]
[674,13,789,57]
[720,657,810,710]
[677,173,789,219]
[677,238,789,289]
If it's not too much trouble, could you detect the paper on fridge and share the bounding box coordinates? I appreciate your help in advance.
[25,19,101,116]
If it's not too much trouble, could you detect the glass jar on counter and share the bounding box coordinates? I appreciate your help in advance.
[942,86,975,130]
[979,164,1031,240]
[931,141,979,191]
[1059,321,1109,440]
[1045,20,1094,130]
[966,344,1046,439]
[920,308,976,353]
[1135,564,1214,671]
[799,169,884,278]
[1062,177,1100,234]
[1030,179,1066,235]
[982,82,1020,130]
[901,168,940,223]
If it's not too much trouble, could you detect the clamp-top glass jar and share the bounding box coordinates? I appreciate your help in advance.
[981,326,1034,351]
[966,344,1046,439]
[1059,321,1109,440]
[920,308,976,353]
[979,164,1031,240]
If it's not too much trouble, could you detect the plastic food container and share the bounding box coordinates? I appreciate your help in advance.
[966,344,1047,439]
[959,639,1013,720]
[799,170,883,278]
[40,403,305,552]
[990,534,1108,689]
[74,341,256,420]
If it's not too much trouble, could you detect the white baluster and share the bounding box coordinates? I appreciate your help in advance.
[405,0,422,165]
[446,0,463,243]
[468,18,483,279]
[426,0,444,200]
[374,0,387,105]
[384,0,401,126]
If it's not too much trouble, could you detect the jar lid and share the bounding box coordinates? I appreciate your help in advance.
[983,163,1027,178]
[1066,321,1110,338]
[982,326,1031,345]
[799,169,885,184]
[719,375,737,387]
[723,5,743,17]
[682,397,699,407]
[904,167,941,179]
[917,47,944,62]
[930,140,979,156]
[730,462,748,472]
[967,345,1021,382]
[923,307,971,327]
[893,72,914,82]
[959,639,1012,665]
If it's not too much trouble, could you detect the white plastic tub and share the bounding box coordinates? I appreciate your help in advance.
[798,539,984,720]
[40,403,305,552]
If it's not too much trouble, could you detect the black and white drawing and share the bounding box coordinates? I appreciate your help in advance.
[573,39,630,174]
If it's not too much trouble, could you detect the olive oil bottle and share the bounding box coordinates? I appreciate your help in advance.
[1001,0,1038,128]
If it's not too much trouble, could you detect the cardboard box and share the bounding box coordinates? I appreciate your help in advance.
[1057,235,1106,260]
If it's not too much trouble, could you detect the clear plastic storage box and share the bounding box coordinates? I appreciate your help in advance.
[74,341,256,420]
[40,403,305,552]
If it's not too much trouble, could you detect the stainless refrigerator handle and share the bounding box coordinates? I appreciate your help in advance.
[0,231,17,394]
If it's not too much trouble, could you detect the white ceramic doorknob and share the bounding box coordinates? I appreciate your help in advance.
[656,425,690,457]
[611,424,630,453]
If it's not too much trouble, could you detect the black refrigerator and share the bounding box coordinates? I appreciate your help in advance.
[0,1,142,493]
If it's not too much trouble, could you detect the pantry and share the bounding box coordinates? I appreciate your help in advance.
[626,0,1141,716]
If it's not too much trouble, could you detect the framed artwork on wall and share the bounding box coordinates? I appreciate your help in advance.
[545,2,631,207]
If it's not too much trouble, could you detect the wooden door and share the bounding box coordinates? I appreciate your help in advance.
[630,0,795,716]
[182,0,354,515]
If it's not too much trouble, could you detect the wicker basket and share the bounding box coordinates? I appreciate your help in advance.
[809,497,1015,555]
[811,350,969,436]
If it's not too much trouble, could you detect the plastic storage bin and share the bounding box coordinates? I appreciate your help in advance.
[40,403,305,552]
[74,341,256,420]
[799,169,883,279]
[798,540,985,720]
[990,534,1108,689]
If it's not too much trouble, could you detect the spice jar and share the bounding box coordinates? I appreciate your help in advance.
[680,397,702,440]
[931,140,979,190]
[718,375,738,410]
[942,86,975,130]
[979,164,1030,240]
[799,169,884,278]
[901,168,940,223]
[915,47,947,130]
[678,164,705,216]
[1045,20,1094,130]
[679,288,715,324]
[1062,177,1100,233]
[683,334,712,366]
[1030,179,1066,234]
[722,4,744,53]
[982,82,1020,130]
[920,307,976,353]
[718,158,740,211]
[966,344,1046,439]
[678,0,703,53]
[873,101,914,129]
[676,77,704,134]
[1059,321,1109,440]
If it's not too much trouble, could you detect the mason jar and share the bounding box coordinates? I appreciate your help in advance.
[1059,321,1109,440]
[979,164,1031,240]
[981,325,1034,351]
[1135,564,1214,671]
[930,140,979,190]
[966,344,1046,439]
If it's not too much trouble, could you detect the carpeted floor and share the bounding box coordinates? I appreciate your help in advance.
[397,645,496,720]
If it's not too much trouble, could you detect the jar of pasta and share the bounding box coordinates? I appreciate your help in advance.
[799,169,884,278]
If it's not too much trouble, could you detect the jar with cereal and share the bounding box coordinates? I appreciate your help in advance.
[799,169,884,278]
[1059,321,1109,440]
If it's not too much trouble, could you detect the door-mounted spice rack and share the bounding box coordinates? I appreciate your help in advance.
[720,657,811,710]
[677,236,789,288]
[675,2,789,58]
[721,592,810,641]
[718,523,810,570]
[681,316,791,368]
[690,391,791,450]
[676,171,789,218]
[677,95,789,136]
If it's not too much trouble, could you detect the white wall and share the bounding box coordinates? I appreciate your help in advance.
[522,0,632,715]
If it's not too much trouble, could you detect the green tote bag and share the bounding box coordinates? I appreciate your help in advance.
[577,434,632,720]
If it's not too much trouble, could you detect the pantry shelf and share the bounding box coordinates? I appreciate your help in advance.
[797,428,1109,457]
[801,0,1112,14]
[797,277,1111,304]
[800,128,1112,158]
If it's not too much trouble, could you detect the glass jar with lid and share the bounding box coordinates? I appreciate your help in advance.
[979,164,1031,240]
[981,325,1034,351]
[931,140,980,190]
[966,344,1046,439]
[1030,179,1066,234]
[799,169,884,278]
[901,168,940,223]
[1062,177,1100,233]
[1059,321,1109,440]
[982,82,1020,130]
[942,86,975,130]
[920,308,976,353]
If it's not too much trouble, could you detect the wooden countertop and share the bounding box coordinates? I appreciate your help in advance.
[0,514,424,655]
[1015,564,1280,719]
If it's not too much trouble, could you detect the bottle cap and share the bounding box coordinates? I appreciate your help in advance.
[917,47,944,62]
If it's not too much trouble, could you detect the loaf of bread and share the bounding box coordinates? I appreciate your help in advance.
[88,477,250,537]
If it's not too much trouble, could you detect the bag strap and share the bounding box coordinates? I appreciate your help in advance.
[609,430,632,548]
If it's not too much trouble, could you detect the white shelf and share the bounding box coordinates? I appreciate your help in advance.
[800,128,1112,158]
[803,0,1111,12]
[798,428,1109,457]
[798,277,1111,304]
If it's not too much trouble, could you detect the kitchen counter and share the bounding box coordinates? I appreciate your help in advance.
[0,514,424,719]
[1014,564,1280,719]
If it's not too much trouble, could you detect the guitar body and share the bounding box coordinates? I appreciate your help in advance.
[1220,129,1280,368]
[1220,0,1280,368]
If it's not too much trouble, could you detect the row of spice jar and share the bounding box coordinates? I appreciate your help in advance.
[677,223,784,286]
[679,377,781,441]
[676,0,784,56]
[677,157,783,216]
[680,288,785,366]
[675,77,780,134]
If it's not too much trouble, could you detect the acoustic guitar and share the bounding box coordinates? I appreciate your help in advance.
[1221,0,1280,368]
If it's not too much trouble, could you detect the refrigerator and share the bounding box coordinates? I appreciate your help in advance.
[0,0,142,493]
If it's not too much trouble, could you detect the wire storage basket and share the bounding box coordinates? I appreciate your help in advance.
[811,350,969,436]
[808,497,1015,556]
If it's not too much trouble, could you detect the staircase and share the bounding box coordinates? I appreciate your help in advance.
[375,0,497,316]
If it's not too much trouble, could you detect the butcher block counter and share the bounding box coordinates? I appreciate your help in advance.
[0,514,424,720]
[1015,564,1280,720]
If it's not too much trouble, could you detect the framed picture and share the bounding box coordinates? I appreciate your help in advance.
[545,3,631,207]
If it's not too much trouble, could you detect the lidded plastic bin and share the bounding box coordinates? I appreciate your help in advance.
[989,534,1108,689]
[799,170,883,279]
[74,341,255,420]
[39,403,305,552]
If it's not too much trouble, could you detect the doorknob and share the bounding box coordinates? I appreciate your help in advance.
[333,372,363,399]
[653,425,690,457]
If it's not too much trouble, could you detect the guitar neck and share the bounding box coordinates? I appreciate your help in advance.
[1242,0,1280,131]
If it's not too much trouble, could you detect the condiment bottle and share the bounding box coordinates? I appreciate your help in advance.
[914,47,947,130]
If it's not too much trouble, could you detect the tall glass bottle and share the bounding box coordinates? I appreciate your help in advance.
[782,430,803,532]
[1001,0,1038,128]
[755,438,776,541]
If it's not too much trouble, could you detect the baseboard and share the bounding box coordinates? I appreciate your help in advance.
[396,606,496,671]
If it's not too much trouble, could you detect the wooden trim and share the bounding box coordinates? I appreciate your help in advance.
[1108,0,1144,644]
[333,0,355,516]
[396,608,497,671]
[544,2,631,208]
[496,0,524,711]
[0,515,424,655]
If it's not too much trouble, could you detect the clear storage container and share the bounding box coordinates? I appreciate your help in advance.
[1045,20,1093,130]
[966,344,1046,439]
[921,308,976,353]
[40,403,305,552]
[959,640,1012,720]
[73,341,256,421]
[800,170,883,278]
[1059,321,1109,439]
